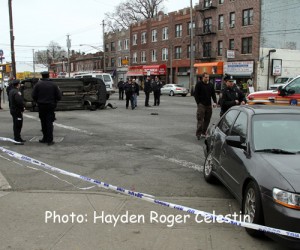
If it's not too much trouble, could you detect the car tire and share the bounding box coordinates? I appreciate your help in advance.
[242,181,264,237]
[170,90,174,96]
[203,152,216,183]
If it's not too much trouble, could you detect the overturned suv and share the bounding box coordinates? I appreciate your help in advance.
[20,77,107,111]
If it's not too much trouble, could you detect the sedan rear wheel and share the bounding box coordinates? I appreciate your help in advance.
[243,181,264,237]
[203,152,216,183]
[169,90,174,96]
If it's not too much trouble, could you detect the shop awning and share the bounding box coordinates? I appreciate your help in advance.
[194,62,223,75]
[126,71,144,76]
[126,66,144,76]
[143,64,166,75]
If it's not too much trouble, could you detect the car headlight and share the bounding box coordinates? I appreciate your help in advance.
[273,188,300,210]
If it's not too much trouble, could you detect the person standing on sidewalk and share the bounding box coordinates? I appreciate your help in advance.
[32,71,62,146]
[124,79,135,110]
[117,78,125,100]
[194,72,217,140]
[152,76,162,106]
[144,76,152,107]
[132,78,139,108]
[8,80,26,145]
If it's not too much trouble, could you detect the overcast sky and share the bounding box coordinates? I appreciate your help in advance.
[0,0,192,72]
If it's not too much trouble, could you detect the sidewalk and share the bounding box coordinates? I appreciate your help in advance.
[0,190,280,250]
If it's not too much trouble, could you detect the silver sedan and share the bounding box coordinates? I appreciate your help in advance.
[160,84,188,96]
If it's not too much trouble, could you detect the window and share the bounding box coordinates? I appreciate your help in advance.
[118,40,122,51]
[243,9,253,26]
[152,29,157,42]
[203,42,211,57]
[230,12,235,28]
[141,51,146,63]
[175,46,182,59]
[242,37,252,54]
[231,112,248,140]
[204,0,212,8]
[229,39,235,50]
[124,39,129,50]
[218,15,224,30]
[141,32,147,44]
[151,49,157,62]
[162,48,168,61]
[117,57,122,67]
[162,27,169,40]
[187,21,195,36]
[219,0,224,4]
[111,42,115,51]
[110,57,115,67]
[187,45,191,58]
[204,18,212,33]
[218,110,239,135]
[132,52,137,63]
[175,24,182,37]
[286,77,300,94]
[132,34,137,45]
[218,40,223,56]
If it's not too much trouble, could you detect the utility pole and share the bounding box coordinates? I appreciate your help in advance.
[189,0,195,96]
[102,20,106,72]
[66,34,71,77]
[8,0,16,78]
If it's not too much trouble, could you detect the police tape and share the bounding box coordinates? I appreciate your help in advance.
[0,137,299,240]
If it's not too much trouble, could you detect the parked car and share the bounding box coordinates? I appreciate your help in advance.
[160,84,188,96]
[269,76,294,90]
[20,77,107,111]
[247,75,300,106]
[203,105,300,248]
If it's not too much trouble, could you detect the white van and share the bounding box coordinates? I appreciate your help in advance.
[74,73,115,99]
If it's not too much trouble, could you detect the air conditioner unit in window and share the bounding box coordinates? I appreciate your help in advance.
[230,23,235,28]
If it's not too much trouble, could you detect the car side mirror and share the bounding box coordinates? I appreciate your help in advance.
[226,135,247,150]
[278,86,286,96]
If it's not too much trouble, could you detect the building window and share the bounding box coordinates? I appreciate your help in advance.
[242,37,252,54]
[133,52,137,63]
[204,0,212,8]
[141,51,146,63]
[229,12,235,28]
[151,49,157,62]
[162,48,168,61]
[162,27,168,40]
[110,57,115,67]
[243,9,253,26]
[218,15,224,30]
[204,18,212,33]
[141,32,147,44]
[203,42,211,57]
[187,21,195,36]
[175,46,182,59]
[175,24,182,38]
[118,40,122,51]
[219,0,224,4]
[218,41,223,56]
[124,39,129,50]
[152,29,157,42]
[118,57,122,67]
[111,42,115,51]
[132,34,137,45]
[229,39,234,50]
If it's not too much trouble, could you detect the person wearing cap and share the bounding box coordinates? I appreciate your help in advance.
[144,76,152,107]
[31,71,62,146]
[219,74,246,116]
[194,72,217,140]
[8,79,26,145]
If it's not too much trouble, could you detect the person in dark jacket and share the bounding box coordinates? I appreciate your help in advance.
[219,74,246,117]
[124,79,135,110]
[144,76,152,107]
[8,80,25,145]
[132,79,139,108]
[194,72,217,140]
[31,71,62,145]
[117,78,125,100]
[152,76,162,106]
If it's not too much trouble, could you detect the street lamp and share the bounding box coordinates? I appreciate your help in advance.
[267,49,276,90]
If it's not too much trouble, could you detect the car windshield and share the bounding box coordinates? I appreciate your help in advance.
[275,78,289,84]
[252,114,300,153]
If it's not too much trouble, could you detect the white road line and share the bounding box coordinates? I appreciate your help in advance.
[24,114,93,135]
[0,171,11,190]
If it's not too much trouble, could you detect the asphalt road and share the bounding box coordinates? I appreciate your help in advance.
[0,93,288,249]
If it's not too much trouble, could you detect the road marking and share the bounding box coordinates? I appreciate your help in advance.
[24,114,94,135]
[0,170,11,190]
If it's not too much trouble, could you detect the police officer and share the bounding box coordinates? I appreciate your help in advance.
[220,74,246,116]
[32,71,62,145]
[152,76,162,106]
[144,76,152,107]
[9,80,26,145]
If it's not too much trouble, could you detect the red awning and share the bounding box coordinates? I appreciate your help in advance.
[143,64,166,75]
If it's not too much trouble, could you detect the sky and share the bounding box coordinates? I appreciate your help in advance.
[0,0,192,72]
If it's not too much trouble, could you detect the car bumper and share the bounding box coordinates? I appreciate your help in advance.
[261,193,300,249]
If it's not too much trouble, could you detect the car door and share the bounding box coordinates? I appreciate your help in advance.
[275,77,300,106]
[220,111,249,198]
[161,84,170,94]
[211,110,239,176]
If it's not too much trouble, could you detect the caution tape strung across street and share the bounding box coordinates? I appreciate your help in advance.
[0,137,299,240]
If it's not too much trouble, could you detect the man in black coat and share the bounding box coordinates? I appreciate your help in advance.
[32,71,62,145]
[9,80,25,145]
[144,76,152,107]
[117,78,125,100]
[152,76,162,106]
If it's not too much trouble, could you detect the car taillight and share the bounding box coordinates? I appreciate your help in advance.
[176,88,182,90]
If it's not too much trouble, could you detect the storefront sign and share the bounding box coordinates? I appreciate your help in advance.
[272,59,282,76]
[224,61,254,76]
[227,50,235,59]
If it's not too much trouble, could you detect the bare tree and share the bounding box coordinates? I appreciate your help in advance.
[35,41,67,67]
[104,0,166,32]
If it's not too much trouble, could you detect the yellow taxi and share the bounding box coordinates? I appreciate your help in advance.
[247,75,300,106]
